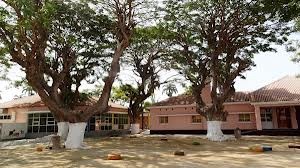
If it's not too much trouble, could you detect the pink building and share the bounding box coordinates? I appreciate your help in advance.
[0,95,129,140]
[149,76,300,135]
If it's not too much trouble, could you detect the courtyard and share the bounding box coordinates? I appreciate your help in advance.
[0,135,299,168]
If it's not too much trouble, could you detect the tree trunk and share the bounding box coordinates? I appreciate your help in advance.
[130,123,140,134]
[129,109,140,134]
[65,122,87,149]
[51,135,61,150]
[206,121,227,141]
[57,122,69,141]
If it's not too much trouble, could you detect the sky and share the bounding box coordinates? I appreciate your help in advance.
[0,34,299,103]
[235,33,300,92]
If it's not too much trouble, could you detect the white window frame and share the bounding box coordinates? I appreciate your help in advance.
[0,114,12,120]
[27,112,57,133]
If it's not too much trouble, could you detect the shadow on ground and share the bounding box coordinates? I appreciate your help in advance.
[0,136,299,168]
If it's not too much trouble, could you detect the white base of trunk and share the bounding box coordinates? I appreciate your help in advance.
[130,124,140,134]
[206,121,227,142]
[57,122,69,141]
[65,122,87,149]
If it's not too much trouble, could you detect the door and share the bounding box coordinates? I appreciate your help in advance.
[277,108,291,129]
[261,108,273,129]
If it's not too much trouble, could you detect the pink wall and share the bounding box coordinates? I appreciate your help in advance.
[150,103,257,130]
[150,106,202,130]
[8,107,29,123]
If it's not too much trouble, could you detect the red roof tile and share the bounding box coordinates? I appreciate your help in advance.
[153,91,251,106]
[227,92,251,102]
[0,95,127,109]
[251,76,300,102]
[152,76,300,107]
[153,94,195,106]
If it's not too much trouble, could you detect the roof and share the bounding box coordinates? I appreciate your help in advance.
[153,94,195,106]
[0,95,127,109]
[0,95,41,109]
[227,92,251,102]
[152,76,300,107]
[152,91,251,107]
[251,76,300,102]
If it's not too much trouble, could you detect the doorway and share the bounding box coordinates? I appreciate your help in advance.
[276,108,292,129]
[261,108,273,129]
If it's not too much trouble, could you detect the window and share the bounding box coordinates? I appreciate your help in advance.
[88,116,96,131]
[0,114,12,120]
[95,113,113,131]
[88,113,129,131]
[239,114,251,122]
[27,112,57,133]
[159,116,168,124]
[261,108,272,122]
[192,115,201,123]
[118,114,129,129]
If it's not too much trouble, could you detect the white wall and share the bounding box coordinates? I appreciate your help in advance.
[0,123,27,140]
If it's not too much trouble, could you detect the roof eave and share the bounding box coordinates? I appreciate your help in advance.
[149,104,196,109]
[251,100,300,106]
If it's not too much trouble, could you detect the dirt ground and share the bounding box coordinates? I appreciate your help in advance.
[0,135,299,168]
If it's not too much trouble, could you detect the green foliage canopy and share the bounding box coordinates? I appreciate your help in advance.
[161,0,298,120]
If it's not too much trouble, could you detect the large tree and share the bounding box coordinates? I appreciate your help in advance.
[162,0,297,141]
[12,77,35,96]
[112,27,172,133]
[290,17,300,59]
[0,0,137,148]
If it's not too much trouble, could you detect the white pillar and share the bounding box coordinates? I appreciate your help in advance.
[254,106,262,130]
[290,107,298,129]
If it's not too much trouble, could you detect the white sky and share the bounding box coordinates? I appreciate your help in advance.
[0,33,299,103]
[235,33,300,92]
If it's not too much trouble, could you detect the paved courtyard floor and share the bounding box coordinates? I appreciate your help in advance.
[0,135,299,168]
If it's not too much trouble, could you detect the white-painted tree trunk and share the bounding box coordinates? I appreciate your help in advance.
[57,122,69,141]
[130,123,140,134]
[206,121,227,141]
[65,122,87,149]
